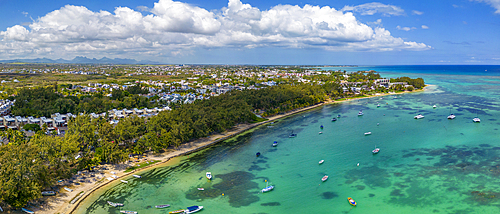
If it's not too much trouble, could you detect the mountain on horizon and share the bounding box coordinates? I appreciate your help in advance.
[0,56,160,64]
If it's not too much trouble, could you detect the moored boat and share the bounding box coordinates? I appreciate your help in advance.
[320,125,323,129]
[261,182,274,193]
[364,132,371,135]
[321,175,328,182]
[377,104,380,108]
[198,188,204,191]
[185,205,203,214]
[289,131,297,138]
[348,197,357,206]
[372,147,380,154]
[41,191,56,196]
[256,152,261,157]
[206,172,212,180]
[120,211,137,214]
[155,204,170,209]
[22,208,34,214]
[473,117,480,123]
[414,113,424,119]
[358,110,363,116]
[107,201,124,207]
[319,160,324,164]
[433,105,437,108]
[447,113,456,119]
[318,132,322,134]
[272,141,278,147]
[331,118,337,121]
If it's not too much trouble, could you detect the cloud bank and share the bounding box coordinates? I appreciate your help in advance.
[0,0,430,60]
[473,0,500,14]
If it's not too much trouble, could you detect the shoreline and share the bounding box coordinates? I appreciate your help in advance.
[33,88,427,214]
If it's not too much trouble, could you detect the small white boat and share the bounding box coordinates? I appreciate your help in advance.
[120,180,128,184]
[261,182,274,193]
[447,114,456,119]
[433,105,437,108]
[322,175,328,182]
[21,208,34,214]
[377,104,380,108]
[206,172,212,180]
[107,201,124,207]
[372,147,380,154]
[364,132,372,135]
[272,141,278,147]
[120,211,137,214]
[319,160,324,164]
[64,187,73,192]
[318,132,323,134]
[185,206,204,214]
[133,175,141,178]
[473,117,481,123]
[198,188,204,191]
[155,204,170,209]
[358,110,364,116]
[414,114,424,119]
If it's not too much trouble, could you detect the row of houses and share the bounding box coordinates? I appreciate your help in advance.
[1,107,172,132]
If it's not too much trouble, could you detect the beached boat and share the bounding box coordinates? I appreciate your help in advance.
[198,188,204,191]
[169,210,186,214]
[272,141,278,147]
[0,205,3,212]
[414,113,424,119]
[261,182,274,193]
[206,172,212,180]
[107,201,124,207]
[372,147,380,154]
[185,206,203,214]
[348,197,357,206]
[41,191,56,196]
[358,110,364,116]
[22,208,34,214]
[319,160,324,164]
[133,175,141,178]
[64,187,73,192]
[364,132,371,135]
[155,204,170,209]
[120,211,137,214]
[331,118,337,121]
[447,113,456,119]
[120,180,128,183]
[322,175,328,182]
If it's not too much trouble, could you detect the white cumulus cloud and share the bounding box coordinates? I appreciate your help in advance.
[473,0,500,14]
[0,0,430,60]
[421,25,429,29]
[341,2,405,16]
[412,10,424,15]
[397,26,416,31]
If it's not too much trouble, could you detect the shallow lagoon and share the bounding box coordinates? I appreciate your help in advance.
[76,67,500,214]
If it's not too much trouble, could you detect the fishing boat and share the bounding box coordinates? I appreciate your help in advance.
[197,188,204,191]
[331,118,337,121]
[256,152,261,157]
[358,110,364,116]
[372,147,380,154]
[22,208,34,214]
[155,204,170,209]
[120,211,137,214]
[319,160,324,164]
[261,182,274,193]
[132,175,141,178]
[322,175,328,182]
[414,113,424,119]
[120,180,128,183]
[64,187,73,192]
[272,141,278,147]
[185,206,204,214]
[348,197,357,206]
[206,172,212,180]
[107,201,124,207]
[289,131,297,138]
[169,210,186,214]
[41,191,56,196]
[364,132,371,135]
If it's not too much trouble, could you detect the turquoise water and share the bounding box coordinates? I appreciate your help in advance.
[76,67,500,214]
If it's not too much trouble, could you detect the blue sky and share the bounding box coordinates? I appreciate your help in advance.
[1,0,499,65]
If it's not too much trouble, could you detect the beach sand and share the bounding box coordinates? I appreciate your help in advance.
[28,88,426,214]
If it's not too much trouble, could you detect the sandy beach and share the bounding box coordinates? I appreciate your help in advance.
[26,88,426,214]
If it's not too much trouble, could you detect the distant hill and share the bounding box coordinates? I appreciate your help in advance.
[0,56,160,64]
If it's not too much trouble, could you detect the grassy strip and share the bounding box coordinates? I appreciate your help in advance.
[69,191,85,204]
[249,117,269,123]
[124,160,160,173]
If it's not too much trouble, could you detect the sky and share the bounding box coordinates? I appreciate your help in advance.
[0,0,500,65]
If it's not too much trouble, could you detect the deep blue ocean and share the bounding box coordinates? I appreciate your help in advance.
[76,65,500,214]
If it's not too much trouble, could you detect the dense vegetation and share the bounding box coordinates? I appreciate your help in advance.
[10,85,157,117]
[390,77,425,89]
